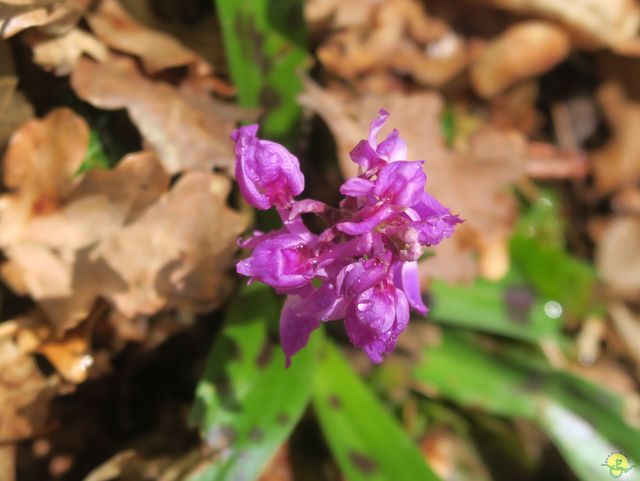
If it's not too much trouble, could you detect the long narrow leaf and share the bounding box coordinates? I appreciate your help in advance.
[314,340,441,481]
[189,283,316,481]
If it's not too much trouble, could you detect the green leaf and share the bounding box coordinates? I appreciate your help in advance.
[412,332,640,481]
[189,283,316,481]
[511,191,600,319]
[75,130,110,175]
[428,278,563,342]
[215,0,308,143]
[510,235,599,319]
[313,340,441,481]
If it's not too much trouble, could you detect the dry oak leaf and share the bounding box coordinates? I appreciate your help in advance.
[470,21,571,98]
[468,0,640,51]
[0,109,170,332]
[596,217,640,300]
[0,152,169,334]
[315,0,467,89]
[591,82,640,194]
[0,0,71,38]
[299,80,525,283]
[71,54,235,174]
[86,0,211,76]
[0,323,58,441]
[26,27,108,75]
[0,40,33,148]
[95,171,248,318]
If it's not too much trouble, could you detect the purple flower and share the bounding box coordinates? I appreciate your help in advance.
[337,160,426,235]
[344,283,410,363]
[236,233,317,291]
[232,124,304,210]
[233,110,462,365]
[349,109,408,171]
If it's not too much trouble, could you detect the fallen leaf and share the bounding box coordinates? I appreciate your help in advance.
[0,109,172,332]
[470,21,571,98]
[71,54,236,174]
[469,0,640,51]
[591,82,640,194]
[0,39,33,148]
[86,0,211,76]
[0,0,70,38]
[95,171,247,318]
[26,27,108,75]
[0,319,59,442]
[596,217,640,299]
[314,0,468,90]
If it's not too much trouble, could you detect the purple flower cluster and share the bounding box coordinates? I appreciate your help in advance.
[233,110,461,366]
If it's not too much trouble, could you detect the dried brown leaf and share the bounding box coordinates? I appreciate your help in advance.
[0,41,34,148]
[86,0,211,76]
[27,27,108,75]
[314,0,468,90]
[0,110,171,332]
[0,323,58,441]
[470,21,571,98]
[71,54,235,174]
[591,82,640,194]
[95,172,247,318]
[596,217,640,299]
[469,0,640,50]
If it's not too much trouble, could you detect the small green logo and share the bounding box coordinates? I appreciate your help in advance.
[602,452,637,478]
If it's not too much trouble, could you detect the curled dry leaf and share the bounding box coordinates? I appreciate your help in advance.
[470,21,571,98]
[596,217,640,299]
[0,320,59,442]
[469,0,640,50]
[0,108,174,333]
[300,79,525,282]
[86,0,211,76]
[0,0,74,38]
[314,0,468,90]
[71,54,235,174]
[95,172,247,318]
[0,40,33,148]
[591,82,640,194]
[26,27,108,75]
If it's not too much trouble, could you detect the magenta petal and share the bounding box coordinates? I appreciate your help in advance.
[236,234,315,291]
[340,177,375,197]
[232,124,304,210]
[336,204,395,235]
[374,161,426,208]
[413,192,463,245]
[377,129,407,162]
[368,109,390,147]
[393,261,427,315]
[280,296,321,367]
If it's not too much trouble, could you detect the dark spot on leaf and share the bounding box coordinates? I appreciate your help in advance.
[348,450,378,474]
[328,395,342,409]
[249,427,264,442]
[504,286,535,324]
[260,86,282,111]
[276,412,290,426]
[256,340,273,367]
[522,372,545,392]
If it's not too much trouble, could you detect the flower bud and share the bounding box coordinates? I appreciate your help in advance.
[232,124,304,210]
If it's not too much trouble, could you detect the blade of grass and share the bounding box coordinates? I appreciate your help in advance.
[215,0,308,143]
[412,331,640,481]
[189,283,316,481]
[313,339,441,481]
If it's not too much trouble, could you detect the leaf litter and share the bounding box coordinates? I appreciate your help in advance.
[1,0,640,479]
